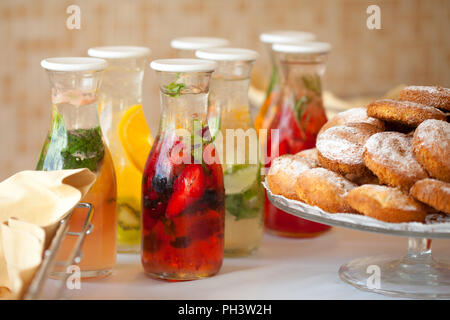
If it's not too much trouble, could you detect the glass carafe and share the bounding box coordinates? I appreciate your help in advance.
[264,42,331,238]
[171,37,230,58]
[37,57,116,278]
[196,48,264,256]
[254,31,315,139]
[141,59,224,280]
[88,46,151,253]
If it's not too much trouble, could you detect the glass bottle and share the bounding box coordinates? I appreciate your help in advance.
[171,37,230,58]
[265,42,331,238]
[254,31,315,138]
[37,57,117,278]
[195,48,264,256]
[141,59,224,280]
[88,46,151,253]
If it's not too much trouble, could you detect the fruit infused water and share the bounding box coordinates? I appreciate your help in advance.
[196,48,264,256]
[37,57,116,278]
[265,42,332,238]
[142,59,224,280]
[88,46,152,253]
[254,31,316,137]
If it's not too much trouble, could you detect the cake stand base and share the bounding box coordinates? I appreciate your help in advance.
[339,238,450,299]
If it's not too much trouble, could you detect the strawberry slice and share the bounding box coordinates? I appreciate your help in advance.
[166,164,206,218]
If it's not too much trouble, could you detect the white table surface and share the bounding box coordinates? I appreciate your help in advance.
[57,227,449,300]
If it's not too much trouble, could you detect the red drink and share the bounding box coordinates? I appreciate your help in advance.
[265,96,330,237]
[142,59,224,280]
[141,133,224,279]
[264,42,332,238]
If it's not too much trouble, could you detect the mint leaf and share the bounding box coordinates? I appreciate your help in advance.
[294,95,310,122]
[301,75,322,95]
[163,73,186,98]
[265,64,280,100]
[36,110,105,172]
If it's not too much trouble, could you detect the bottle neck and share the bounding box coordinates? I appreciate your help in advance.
[208,60,253,128]
[276,52,327,96]
[156,71,212,134]
[47,70,102,130]
[159,91,208,133]
[98,57,147,107]
[51,102,100,131]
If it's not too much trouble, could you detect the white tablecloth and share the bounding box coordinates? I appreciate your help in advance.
[57,228,449,300]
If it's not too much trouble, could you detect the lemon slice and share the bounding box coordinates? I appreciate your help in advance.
[118,105,153,172]
[223,164,259,195]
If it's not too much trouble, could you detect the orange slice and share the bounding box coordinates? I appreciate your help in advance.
[118,105,153,172]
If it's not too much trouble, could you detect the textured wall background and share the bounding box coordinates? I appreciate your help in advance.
[0,0,449,180]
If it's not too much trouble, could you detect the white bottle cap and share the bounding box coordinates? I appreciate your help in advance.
[150,59,217,73]
[170,37,230,50]
[259,30,316,44]
[87,46,151,59]
[195,47,259,61]
[272,42,332,54]
[40,57,108,71]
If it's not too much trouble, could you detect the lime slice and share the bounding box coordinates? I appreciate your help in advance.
[224,164,259,195]
[208,115,221,141]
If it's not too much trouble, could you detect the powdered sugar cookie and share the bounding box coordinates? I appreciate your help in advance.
[399,85,450,111]
[319,107,385,135]
[267,154,318,200]
[367,99,446,127]
[346,184,427,223]
[295,168,357,213]
[412,119,450,182]
[363,132,428,190]
[317,123,383,177]
[295,148,320,164]
[410,178,450,214]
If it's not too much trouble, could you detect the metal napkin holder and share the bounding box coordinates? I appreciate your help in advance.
[23,202,93,300]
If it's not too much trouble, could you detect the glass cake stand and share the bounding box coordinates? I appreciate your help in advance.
[264,182,450,299]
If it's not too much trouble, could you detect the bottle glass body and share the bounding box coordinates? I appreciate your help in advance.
[37,69,117,278]
[141,70,225,280]
[264,50,331,238]
[208,61,264,256]
[254,44,280,137]
[98,56,149,253]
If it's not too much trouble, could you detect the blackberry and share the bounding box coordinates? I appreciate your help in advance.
[202,189,224,210]
[143,195,156,209]
[170,236,191,249]
[152,174,172,193]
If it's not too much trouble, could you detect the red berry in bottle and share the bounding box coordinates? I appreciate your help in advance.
[166,164,206,218]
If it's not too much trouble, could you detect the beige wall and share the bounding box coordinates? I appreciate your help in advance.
[0,0,449,180]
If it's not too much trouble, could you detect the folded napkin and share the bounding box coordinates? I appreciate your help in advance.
[0,169,96,300]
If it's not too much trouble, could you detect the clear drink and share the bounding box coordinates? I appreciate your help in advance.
[196,48,264,256]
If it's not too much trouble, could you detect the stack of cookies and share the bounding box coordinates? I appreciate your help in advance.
[267,85,450,223]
